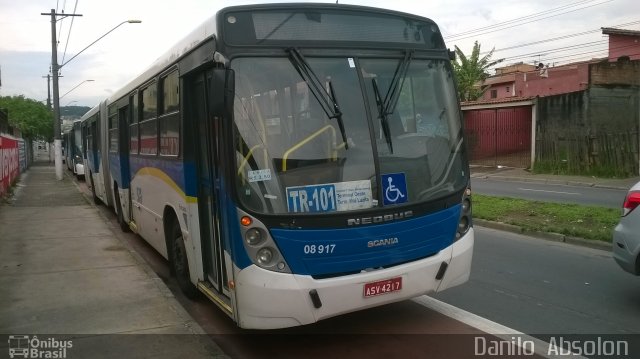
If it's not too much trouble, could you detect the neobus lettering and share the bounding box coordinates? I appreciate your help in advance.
[347,211,413,226]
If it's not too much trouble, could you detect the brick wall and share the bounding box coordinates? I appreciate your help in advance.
[590,60,640,86]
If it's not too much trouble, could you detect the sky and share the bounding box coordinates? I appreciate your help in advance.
[0,0,637,107]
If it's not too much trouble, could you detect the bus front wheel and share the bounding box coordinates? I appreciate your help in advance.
[113,186,130,233]
[89,173,100,205]
[169,220,199,299]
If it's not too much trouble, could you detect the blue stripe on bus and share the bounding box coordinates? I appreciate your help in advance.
[87,150,101,173]
[270,205,460,276]
[108,153,125,188]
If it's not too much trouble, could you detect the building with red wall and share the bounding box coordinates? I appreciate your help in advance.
[479,27,640,101]
[463,27,640,171]
[602,27,640,61]
[480,61,593,100]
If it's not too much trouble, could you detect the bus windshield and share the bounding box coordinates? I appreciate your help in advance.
[233,55,466,215]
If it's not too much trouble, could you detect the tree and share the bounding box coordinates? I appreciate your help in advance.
[0,96,53,140]
[452,41,504,102]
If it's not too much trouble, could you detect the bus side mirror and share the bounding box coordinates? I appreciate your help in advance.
[211,68,235,117]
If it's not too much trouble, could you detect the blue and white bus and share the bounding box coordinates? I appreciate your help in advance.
[80,3,474,329]
[81,103,114,207]
[64,119,85,179]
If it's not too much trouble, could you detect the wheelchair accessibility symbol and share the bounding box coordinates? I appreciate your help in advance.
[382,173,408,205]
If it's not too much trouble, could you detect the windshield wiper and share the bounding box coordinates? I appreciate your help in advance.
[372,50,413,154]
[372,78,392,153]
[287,48,349,149]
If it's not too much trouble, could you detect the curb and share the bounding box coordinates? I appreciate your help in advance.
[473,218,613,251]
[470,174,631,191]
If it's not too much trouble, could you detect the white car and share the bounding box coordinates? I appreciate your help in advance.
[613,181,640,275]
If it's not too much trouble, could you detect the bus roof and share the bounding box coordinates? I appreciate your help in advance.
[103,3,444,107]
[218,3,443,49]
[106,14,219,104]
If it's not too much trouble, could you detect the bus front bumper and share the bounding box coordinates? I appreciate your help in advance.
[74,163,85,176]
[234,228,474,329]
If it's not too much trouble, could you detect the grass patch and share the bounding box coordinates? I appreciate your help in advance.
[533,160,632,178]
[472,194,620,242]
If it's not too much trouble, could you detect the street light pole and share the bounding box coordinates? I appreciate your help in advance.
[42,9,141,180]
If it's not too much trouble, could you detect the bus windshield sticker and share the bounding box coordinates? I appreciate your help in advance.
[248,169,272,183]
[348,58,355,68]
[381,173,408,206]
[286,180,372,213]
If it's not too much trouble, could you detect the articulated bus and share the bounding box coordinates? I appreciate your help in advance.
[64,120,85,179]
[81,103,115,207]
[80,3,474,329]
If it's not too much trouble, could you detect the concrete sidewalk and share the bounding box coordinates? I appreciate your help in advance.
[0,153,227,358]
[470,165,640,190]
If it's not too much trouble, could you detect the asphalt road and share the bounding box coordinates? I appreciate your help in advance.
[433,226,640,335]
[76,175,640,357]
[471,178,627,208]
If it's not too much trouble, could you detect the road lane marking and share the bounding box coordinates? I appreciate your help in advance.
[413,296,582,359]
[518,188,581,195]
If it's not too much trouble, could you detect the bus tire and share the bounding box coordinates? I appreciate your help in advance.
[89,173,100,205]
[169,219,199,299]
[114,185,130,233]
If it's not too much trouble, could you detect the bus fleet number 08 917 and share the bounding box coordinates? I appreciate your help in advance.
[303,244,336,255]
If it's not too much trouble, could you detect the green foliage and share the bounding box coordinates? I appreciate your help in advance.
[473,194,619,242]
[451,41,504,101]
[0,96,53,140]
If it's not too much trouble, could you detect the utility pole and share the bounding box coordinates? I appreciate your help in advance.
[42,9,82,180]
[42,74,51,110]
[41,10,139,180]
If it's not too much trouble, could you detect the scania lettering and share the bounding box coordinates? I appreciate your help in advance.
[368,238,399,248]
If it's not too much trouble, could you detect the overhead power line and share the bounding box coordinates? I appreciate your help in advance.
[446,0,616,42]
[499,40,607,62]
[487,42,640,72]
[60,0,80,66]
[536,42,640,63]
[480,20,640,55]
[56,0,68,43]
[445,0,600,39]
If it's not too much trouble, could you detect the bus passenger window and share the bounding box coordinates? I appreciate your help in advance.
[160,71,180,156]
[140,83,158,155]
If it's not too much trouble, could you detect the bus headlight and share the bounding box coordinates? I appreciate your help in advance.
[257,248,274,265]
[456,186,472,241]
[245,228,263,246]
[238,209,291,274]
[462,197,471,213]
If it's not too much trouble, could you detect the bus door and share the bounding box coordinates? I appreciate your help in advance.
[118,105,132,225]
[189,69,231,299]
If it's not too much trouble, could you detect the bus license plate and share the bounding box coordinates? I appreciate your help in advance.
[363,277,402,298]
